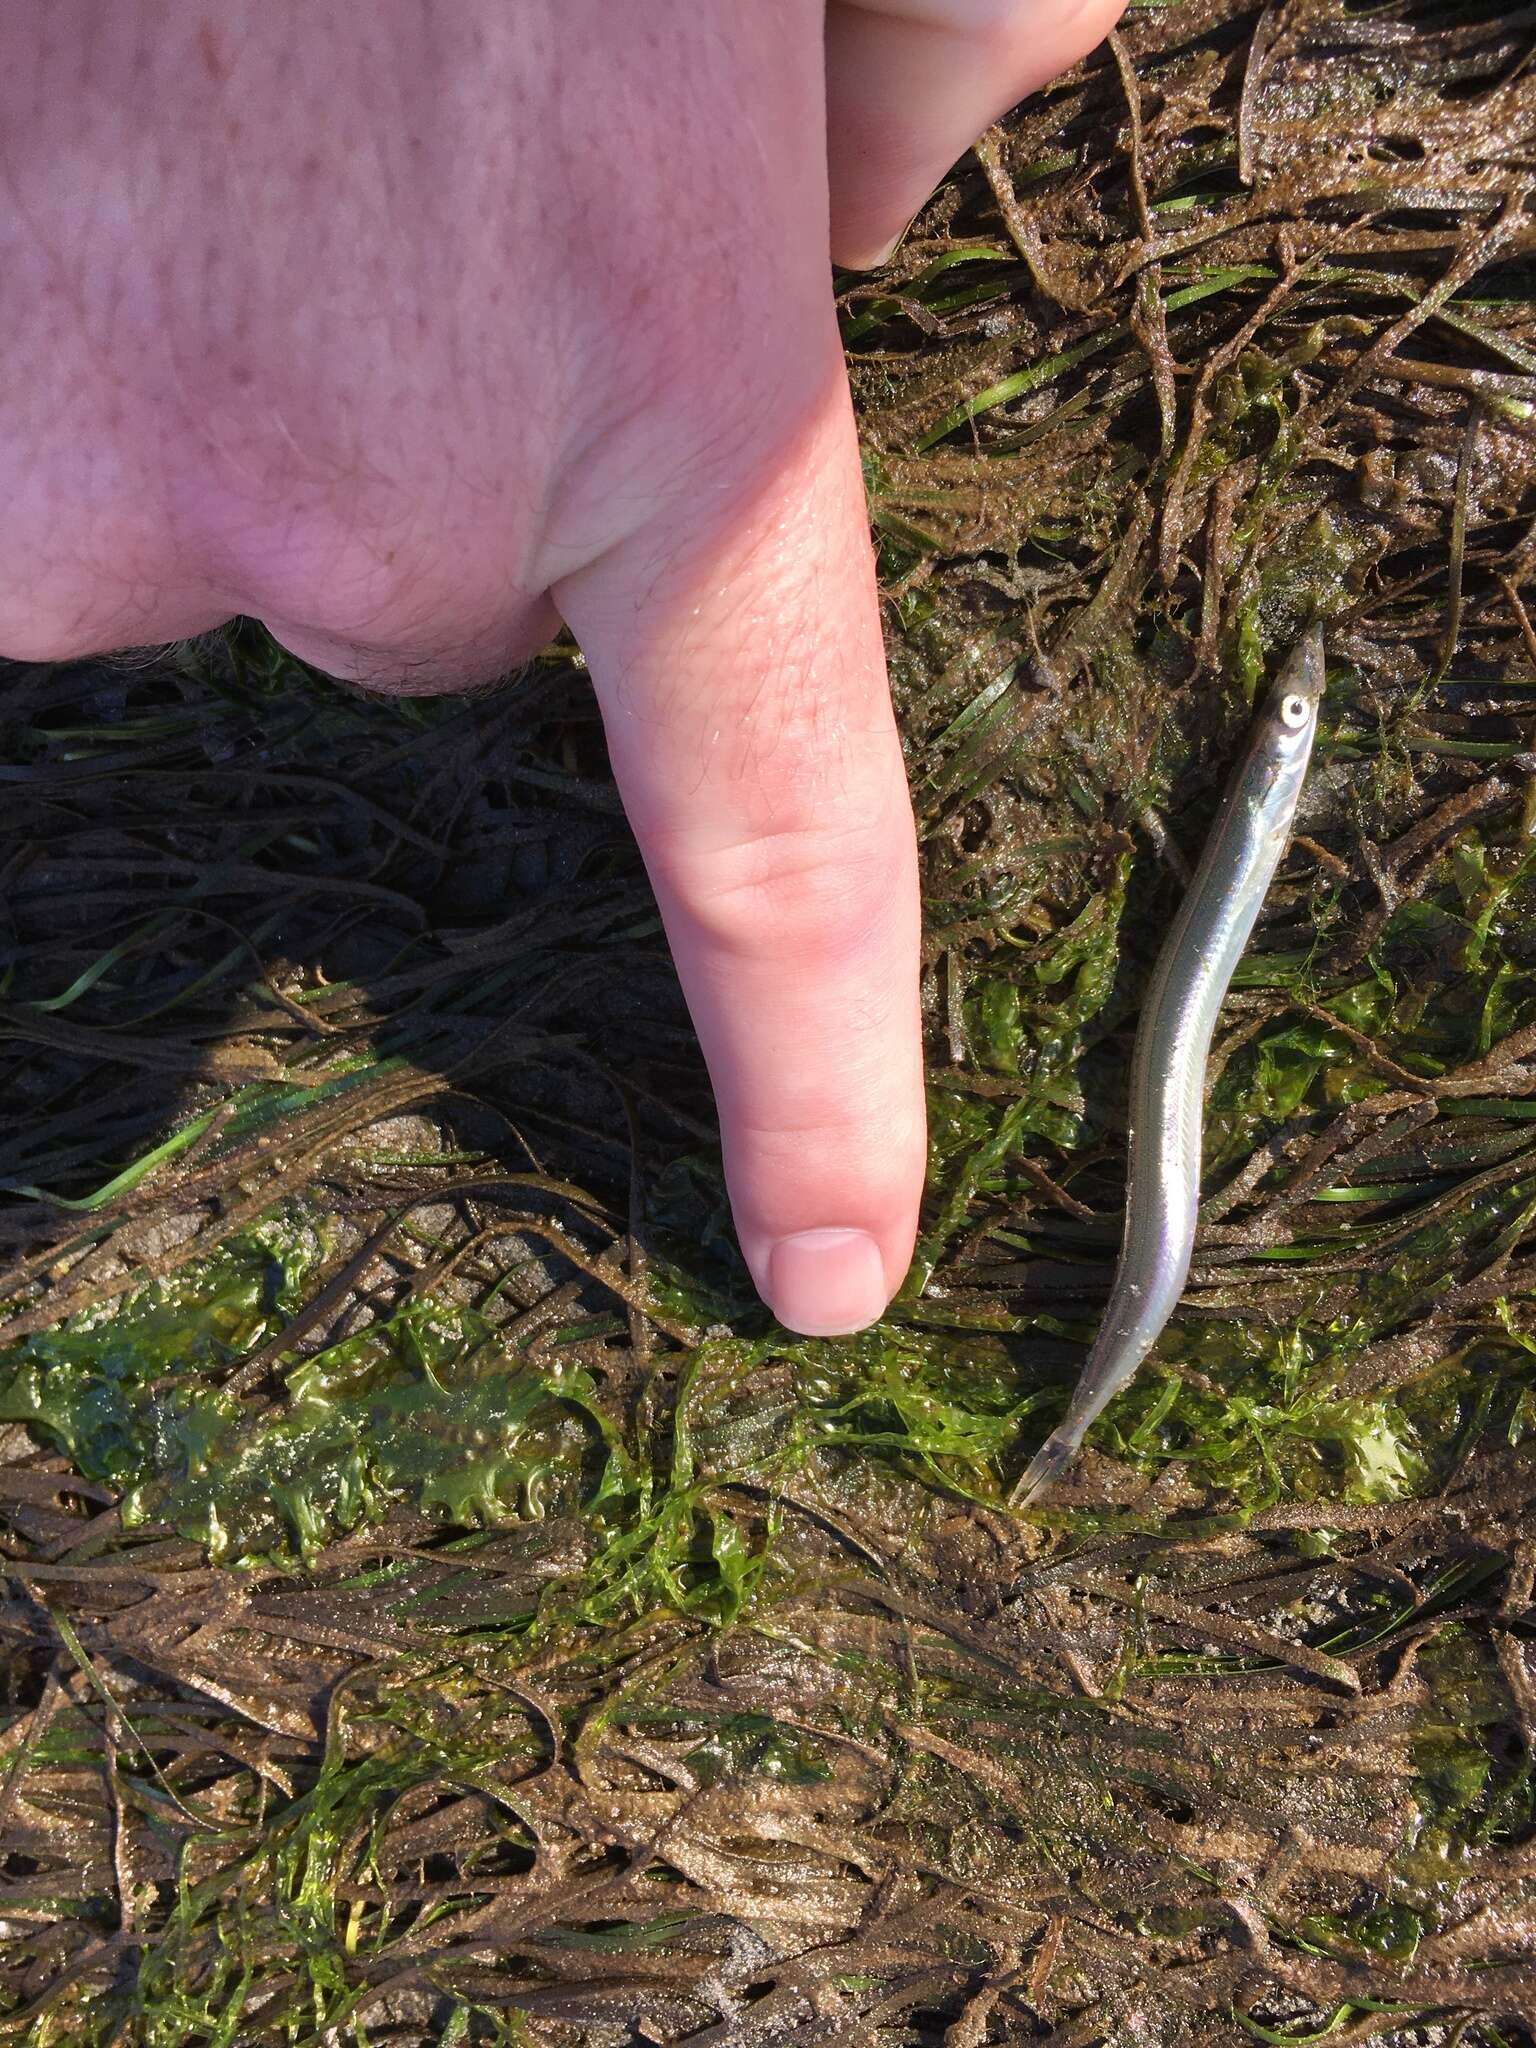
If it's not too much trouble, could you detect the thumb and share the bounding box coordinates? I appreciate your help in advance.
[555,350,924,1337]
[825,0,1128,269]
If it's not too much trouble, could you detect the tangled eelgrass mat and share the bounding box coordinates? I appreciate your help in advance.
[5,1,1536,2041]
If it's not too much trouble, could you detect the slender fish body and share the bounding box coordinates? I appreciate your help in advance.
[1013,628,1326,1502]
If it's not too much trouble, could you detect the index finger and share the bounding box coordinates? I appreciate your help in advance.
[555,345,925,1337]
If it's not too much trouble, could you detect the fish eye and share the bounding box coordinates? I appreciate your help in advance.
[1279,692,1311,730]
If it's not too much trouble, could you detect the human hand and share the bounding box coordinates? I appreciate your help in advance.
[0,0,1125,1334]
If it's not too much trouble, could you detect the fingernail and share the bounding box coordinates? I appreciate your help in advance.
[766,1228,889,1337]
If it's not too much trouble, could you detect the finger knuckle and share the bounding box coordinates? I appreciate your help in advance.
[666,814,897,969]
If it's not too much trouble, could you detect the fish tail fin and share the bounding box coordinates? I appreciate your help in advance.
[1010,1429,1081,1506]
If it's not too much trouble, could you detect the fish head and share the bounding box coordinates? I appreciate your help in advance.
[1269,622,1327,761]
[1257,625,1326,779]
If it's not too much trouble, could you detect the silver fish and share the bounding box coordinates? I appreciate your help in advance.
[1013,627,1326,1502]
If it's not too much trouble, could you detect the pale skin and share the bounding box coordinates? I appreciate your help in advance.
[0,0,1125,1336]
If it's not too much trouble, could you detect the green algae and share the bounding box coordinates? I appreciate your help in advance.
[0,1222,1037,1621]
[0,1216,323,1505]
[9,1175,1526,1600]
[1407,1629,1535,1857]
[0,1209,613,1568]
